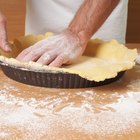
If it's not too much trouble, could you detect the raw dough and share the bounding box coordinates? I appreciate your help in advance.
[0,33,138,82]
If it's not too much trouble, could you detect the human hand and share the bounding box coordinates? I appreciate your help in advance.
[0,12,11,52]
[16,30,87,67]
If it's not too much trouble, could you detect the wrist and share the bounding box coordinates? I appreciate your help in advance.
[77,30,92,45]
[65,28,90,47]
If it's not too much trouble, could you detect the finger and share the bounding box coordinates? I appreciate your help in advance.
[1,42,11,52]
[16,45,39,60]
[20,49,45,62]
[0,19,11,52]
[17,46,51,62]
[49,55,68,67]
[16,40,48,60]
[37,51,57,65]
[16,48,32,60]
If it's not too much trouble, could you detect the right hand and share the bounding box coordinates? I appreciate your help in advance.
[0,12,11,52]
[16,30,87,67]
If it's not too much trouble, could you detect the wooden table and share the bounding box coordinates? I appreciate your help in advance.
[0,44,140,140]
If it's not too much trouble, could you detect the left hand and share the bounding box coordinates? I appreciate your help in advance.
[16,30,87,67]
[0,12,11,52]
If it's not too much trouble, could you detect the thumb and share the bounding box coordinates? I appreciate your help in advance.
[0,17,11,52]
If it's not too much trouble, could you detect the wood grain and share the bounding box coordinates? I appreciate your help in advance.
[0,0,139,43]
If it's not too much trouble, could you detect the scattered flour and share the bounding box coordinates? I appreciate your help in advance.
[127,79,140,89]
[0,85,140,139]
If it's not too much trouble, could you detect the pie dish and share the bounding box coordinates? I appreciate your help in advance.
[0,33,138,88]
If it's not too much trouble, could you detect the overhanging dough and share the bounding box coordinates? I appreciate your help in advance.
[0,33,138,82]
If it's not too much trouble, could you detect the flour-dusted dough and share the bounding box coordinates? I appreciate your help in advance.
[0,33,138,82]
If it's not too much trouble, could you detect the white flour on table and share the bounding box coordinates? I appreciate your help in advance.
[0,81,140,140]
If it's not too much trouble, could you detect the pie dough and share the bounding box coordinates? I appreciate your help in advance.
[0,33,138,82]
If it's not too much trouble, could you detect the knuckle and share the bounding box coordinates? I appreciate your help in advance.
[30,50,38,56]
[22,49,29,54]
[42,53,53,61]
[29,51,40,60]
[30,50,36,54]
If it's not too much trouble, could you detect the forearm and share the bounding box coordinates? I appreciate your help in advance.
[67,0,120,44]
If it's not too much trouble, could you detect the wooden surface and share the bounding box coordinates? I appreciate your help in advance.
[0,44,140,139]
[126,0,140,43]
[0,0,25,40]
[0,0,140,43]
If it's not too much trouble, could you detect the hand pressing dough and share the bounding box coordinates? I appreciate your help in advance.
[0,33,138,82]
[0,32,54,58]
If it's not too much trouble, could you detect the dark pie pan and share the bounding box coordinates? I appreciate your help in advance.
[0,61,125,88]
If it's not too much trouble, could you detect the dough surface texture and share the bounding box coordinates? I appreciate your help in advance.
[0,33,137,81]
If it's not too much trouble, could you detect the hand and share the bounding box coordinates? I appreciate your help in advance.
[0,12,11,52]
[16,30,87,67]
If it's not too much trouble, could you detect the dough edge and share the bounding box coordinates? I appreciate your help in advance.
[0,33,138,82]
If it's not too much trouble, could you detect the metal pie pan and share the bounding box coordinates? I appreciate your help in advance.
[0,61,125,88]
